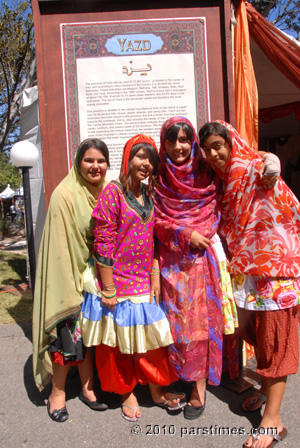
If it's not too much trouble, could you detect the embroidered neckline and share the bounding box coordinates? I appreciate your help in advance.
[111,180,152,221]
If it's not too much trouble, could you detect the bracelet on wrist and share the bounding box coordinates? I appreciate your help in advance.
[102,290,117,299]
[103,283,116,291]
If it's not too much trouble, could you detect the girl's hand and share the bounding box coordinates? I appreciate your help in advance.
[258,152,280,189]
[150,274,161,305]
[101,294,117,311]
[258,171,278,189]
[190,231,211,250]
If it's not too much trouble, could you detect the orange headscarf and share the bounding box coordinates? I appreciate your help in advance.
[121,134,158,176]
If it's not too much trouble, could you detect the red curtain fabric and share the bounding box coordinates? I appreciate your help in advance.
[246,2,300,89]
[259,101,300,123]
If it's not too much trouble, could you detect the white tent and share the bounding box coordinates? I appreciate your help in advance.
[0,184,15,199]
[14,187,24,196]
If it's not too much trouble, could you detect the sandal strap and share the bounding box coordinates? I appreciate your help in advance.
[162,392,187,406]
[121,403,139,412]
[252,426,284,442]
[272,430,285,441]
[172,391,186,399]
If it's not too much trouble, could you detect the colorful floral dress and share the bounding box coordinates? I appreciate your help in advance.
[154,116,238,386]
[213,121,300,310]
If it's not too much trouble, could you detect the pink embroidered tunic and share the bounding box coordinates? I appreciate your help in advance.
[80,180,174,354]
[93,180,154,299]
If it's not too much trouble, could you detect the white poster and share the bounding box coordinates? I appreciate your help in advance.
[61,18,210,174]
[77,53,197,179]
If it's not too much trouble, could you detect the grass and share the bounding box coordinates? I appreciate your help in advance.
[0,250,32,324]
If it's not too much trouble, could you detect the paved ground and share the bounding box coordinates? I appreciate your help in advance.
[0,322,299,448]
[0,231,27,254]
[1,235,299,447]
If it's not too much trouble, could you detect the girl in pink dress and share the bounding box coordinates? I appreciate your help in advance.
[81,134,186,421]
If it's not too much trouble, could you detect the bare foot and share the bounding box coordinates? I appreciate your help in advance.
[149,384,185,409]
[243,424,286,448]
[121,391,141,420]
[157,392,186,409]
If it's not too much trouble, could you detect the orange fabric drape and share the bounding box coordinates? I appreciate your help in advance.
[234,0,259,150]
[246,3,300,89]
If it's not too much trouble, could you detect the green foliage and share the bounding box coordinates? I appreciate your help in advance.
[0,250,32,324]
[0,151,20,191]
[0,1,36,154]
[252,1,300,36]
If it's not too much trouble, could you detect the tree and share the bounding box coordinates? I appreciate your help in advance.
[251,1,300,37]
[0,0,36,155]
[0,151,19,191]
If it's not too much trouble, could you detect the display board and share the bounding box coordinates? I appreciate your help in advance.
[61,17,210,176]
[32,0,234,203]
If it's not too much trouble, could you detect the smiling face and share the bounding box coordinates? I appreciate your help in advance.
[165,127,192,166]
[202,134,231,170]
[79,147,108,185]
[130,147,154,183]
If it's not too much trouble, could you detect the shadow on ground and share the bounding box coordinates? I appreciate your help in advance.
[207,382,262,430]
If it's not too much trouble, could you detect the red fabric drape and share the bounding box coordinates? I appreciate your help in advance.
[246,3,300,89]
[259,101,300,123]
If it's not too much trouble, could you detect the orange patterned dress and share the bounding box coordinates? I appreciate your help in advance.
[214,121,300,311]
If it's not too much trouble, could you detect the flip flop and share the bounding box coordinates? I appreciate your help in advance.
[243,426,287,448]
[242,389,266,412]
[121,403,141,422]
[155,392,187,411]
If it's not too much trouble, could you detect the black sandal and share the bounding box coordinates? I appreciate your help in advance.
[47,400,69,423]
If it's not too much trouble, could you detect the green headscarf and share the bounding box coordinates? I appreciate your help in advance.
[32,142,108,391]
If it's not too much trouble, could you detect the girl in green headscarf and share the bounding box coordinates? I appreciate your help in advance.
[32,138,110,422]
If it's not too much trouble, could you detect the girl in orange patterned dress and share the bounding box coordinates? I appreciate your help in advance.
[199,121,300,448]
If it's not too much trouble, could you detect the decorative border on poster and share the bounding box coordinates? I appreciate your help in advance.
[61,17,210,168]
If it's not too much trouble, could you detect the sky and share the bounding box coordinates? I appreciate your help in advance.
[266,1,299,39]
[1,1,298,38]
